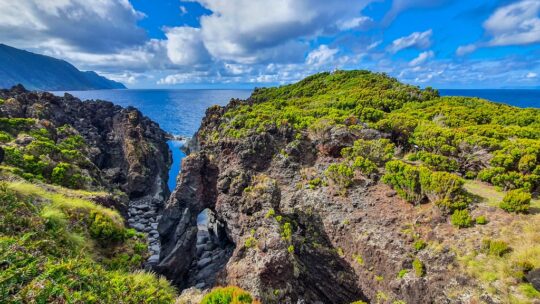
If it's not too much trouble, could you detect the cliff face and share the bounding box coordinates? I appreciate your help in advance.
[158,105,452,303]
[0,85,171,262]
[158,71,540,303]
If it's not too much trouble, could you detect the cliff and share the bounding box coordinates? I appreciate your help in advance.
[158,71,540,303]
[0,85,176,302]
[0,44,126,90]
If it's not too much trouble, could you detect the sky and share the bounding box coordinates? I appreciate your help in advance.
[0,0,539,89]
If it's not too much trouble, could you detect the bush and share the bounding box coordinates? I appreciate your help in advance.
[451,209,473,228]
[475,216,487,225]
[382,160,423,204]
[351,156,378,175]
[412,258,424,277]
[500,189,531,213]
[201,286,257,304]
[89,211,126,243]
[341,139,395,166]
[410,151,459,172]
[325,163,354,191]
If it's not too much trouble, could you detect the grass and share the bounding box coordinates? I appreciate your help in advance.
[458,213,540,302]
[464,180,540,211]
[7,180,123,225]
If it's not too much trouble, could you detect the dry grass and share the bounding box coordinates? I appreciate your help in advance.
[458,181,540,303]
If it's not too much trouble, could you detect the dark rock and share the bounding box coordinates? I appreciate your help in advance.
[526,269,540,291]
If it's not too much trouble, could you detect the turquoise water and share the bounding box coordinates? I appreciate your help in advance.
[54,89,538,190]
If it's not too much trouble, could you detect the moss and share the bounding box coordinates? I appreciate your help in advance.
[265,208,275,218]
[397,269,409,279]
[413,239,427,251]
[244,237,257,249]
[287,245,295,254]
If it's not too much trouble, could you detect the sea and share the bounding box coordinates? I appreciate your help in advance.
[53,89,539,190]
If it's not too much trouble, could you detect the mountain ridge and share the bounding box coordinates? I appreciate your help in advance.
[0,44,126,91]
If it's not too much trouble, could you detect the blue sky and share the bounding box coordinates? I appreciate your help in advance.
[0,0,539,89]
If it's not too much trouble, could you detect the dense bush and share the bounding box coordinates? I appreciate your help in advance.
[382,160,466,209]
[499,189,531,213]
[341,139,395,166]
[201,286,258,304]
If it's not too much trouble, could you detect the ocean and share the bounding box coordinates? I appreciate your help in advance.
[54,89,539,190]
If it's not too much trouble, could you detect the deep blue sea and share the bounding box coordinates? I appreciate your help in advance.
[54,89,539,190]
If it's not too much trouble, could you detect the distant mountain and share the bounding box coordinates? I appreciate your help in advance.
[0,44,126,90]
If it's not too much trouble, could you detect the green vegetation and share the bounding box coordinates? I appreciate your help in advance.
[500,189,531,213]
[397,269,409,279]
[0,181,177,303]
[482,239,511,257]
[475,215,488,225]
[0,121,95,189]
[451,209,473,228]
[413,239,427,251]
[325,162,354,192]
[201,286,259,304]
[412,258,425,277]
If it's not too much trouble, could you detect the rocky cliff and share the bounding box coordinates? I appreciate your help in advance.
[0,85,171,263]
[158,71,540,303]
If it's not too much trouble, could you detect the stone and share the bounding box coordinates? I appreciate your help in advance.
[197,257,212,269]
[131,223,145,231]
[148,254,160,264]
[526,269,540,291]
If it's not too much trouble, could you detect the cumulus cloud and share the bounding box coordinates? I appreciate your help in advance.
[0,0,146,53]
[306,45,339,67]
[387,29,432,54]
[409,50,434,66]
[188,0,375,63]
[483,0,540,46]
[527,72,538,78]
[164,27,211,66]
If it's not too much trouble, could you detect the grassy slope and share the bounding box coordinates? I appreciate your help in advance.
[0,168,177,303]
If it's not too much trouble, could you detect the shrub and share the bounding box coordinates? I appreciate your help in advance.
[500,189,531,213]
[411,151,459,172]
[413,239,427,251]
[382,160,423,204]
[351,156,378,175]
[475,215,488,225]
[482,239,511,257]
[451,209,473,228]
[308,177,322,189]
[201,286,257,304]
[412,258,424,277]
[89,211,126,242]
[325,163,354,191]
[341,138,395,166]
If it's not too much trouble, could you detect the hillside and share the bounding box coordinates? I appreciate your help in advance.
[0,44,126,90]
[159,70,540,303]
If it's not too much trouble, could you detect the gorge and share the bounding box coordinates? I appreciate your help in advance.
[1,70,540,304]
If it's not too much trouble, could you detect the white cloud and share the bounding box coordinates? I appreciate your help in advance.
[306,45,339,66]
[337,16,373,30]
[164,27,211,66]
[456,44,477,56]
[484,0,540,46]
[526,72,538,78]
[189,0,375,63]
[383,0,448,25]
[409,50,434,66]
[387,29,432,54]
[0,0,146,53]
